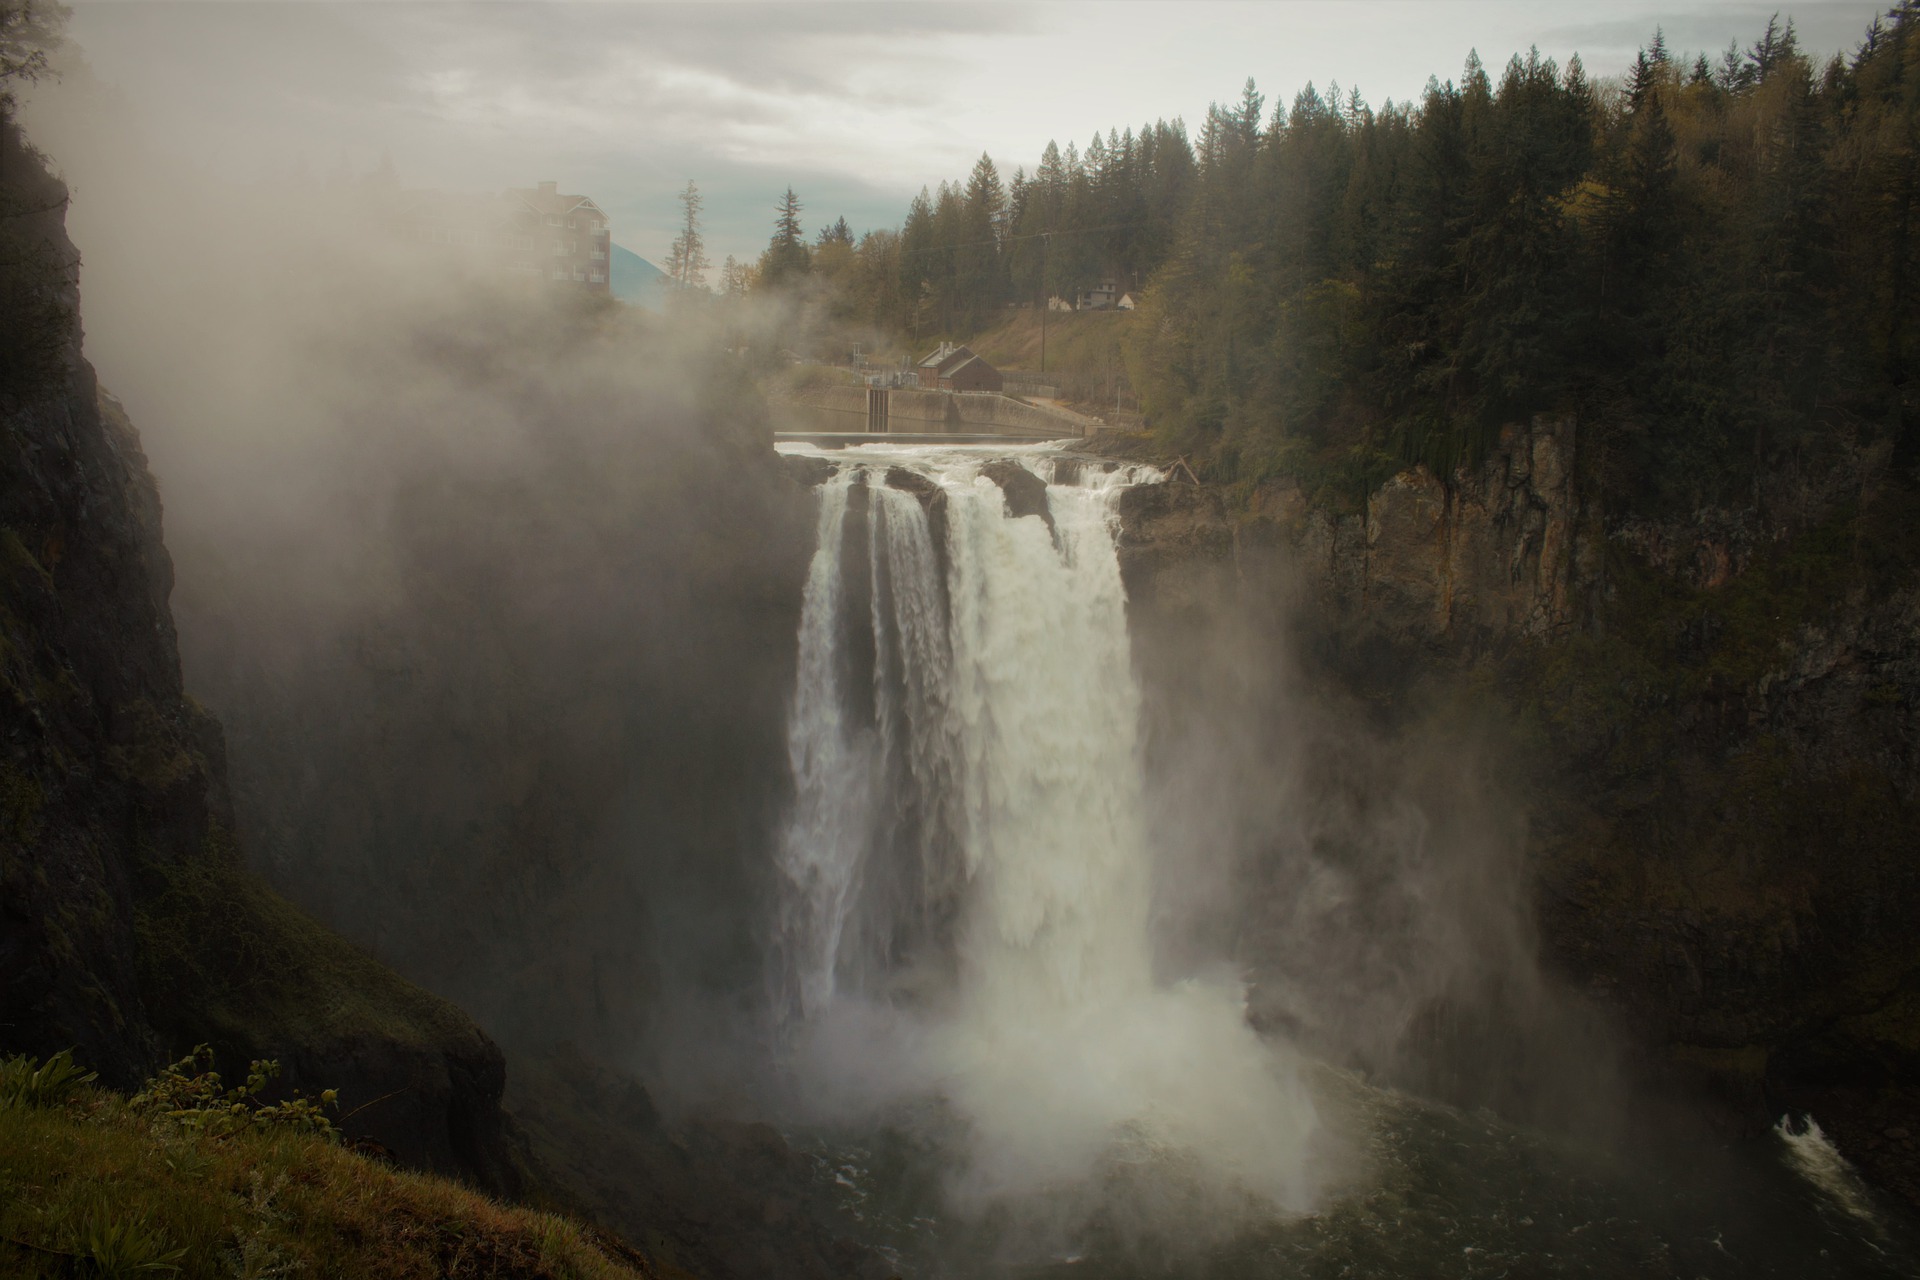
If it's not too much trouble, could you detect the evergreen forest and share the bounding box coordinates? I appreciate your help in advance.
[764,8,1920,519]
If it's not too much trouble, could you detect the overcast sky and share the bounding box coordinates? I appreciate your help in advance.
[61,1,1891,271]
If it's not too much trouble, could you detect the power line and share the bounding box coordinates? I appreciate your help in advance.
[891,220,1152,260]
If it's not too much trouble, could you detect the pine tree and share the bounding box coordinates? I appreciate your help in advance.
[954,153,1009,327]
[1750,14,1798,82]
[761,187,809,286]
[1235,77,1265,145]
[775,187,803,244]
[1626,50,1659,114]
[1718,39,1755,92]
[816,216,853,248]
[898,187,937,338]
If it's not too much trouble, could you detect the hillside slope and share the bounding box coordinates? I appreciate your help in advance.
[611,244,666,309]
[0,1060,655,1280]
[961,308,1135,410]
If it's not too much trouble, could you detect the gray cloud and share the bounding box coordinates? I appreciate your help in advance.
[1537,1,1886,62]
[63,1,1042,264]
[57,1,1888,270]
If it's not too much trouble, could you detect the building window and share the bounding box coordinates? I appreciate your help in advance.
[591,249,605,260]
[551,269,567,280]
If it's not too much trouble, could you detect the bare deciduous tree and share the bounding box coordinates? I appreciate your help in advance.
[663,180,709,291]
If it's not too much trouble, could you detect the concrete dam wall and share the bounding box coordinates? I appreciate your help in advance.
[776,385,1098,438]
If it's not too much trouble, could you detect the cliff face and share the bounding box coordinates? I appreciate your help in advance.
[0,348,176,1085]
[1115,415,1599,647]
[1111,415,1920,1199]
[0,118,523,1193]
[1248,416,1598,647]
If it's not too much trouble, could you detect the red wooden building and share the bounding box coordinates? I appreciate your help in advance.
[916,343,1004,393]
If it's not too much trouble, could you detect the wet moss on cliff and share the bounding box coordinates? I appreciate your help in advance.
[124,817,534,1194]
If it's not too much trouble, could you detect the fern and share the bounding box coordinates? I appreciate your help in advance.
[0,1048,96,1109]
[79,1204,188,1277]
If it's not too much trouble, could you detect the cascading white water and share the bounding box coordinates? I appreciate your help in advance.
[776,445,1318,1215]
[777,469,876,1018]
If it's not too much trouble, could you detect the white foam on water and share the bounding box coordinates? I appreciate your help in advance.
[1777,1113,1886,1232]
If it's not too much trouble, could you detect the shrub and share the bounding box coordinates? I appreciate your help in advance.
[130,1046,338,1141]
[0,1048,96,1109]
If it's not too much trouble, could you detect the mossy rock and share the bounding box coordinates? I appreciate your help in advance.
[135,826,533,1195]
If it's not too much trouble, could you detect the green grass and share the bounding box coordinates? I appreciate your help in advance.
[774,363,863,393]
[0,1065,649,1280]
[963,309,1134,398]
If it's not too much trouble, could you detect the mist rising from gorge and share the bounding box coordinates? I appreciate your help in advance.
[22,60,827,1096]
[29,33,1621,1144]
[30,22,1643,1249]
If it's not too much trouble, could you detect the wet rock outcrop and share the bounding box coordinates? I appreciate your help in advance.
[980,458,1056,537]
[1114,476,1231,604]
[1114,416,1600,650]
[780,453,836,488]
[1238,417,1598,645]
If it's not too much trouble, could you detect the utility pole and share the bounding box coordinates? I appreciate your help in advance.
[1040,232,1050,376]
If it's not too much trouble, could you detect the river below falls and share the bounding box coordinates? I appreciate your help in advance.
[793,1063,1920,1278]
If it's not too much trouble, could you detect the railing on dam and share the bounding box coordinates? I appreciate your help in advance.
[776,386,1099,441]
[773,431,1077,447]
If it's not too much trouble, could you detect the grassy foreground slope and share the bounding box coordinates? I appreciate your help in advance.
[0,1065,661,1280]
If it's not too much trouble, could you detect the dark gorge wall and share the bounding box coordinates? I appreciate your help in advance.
[1111,417,1920,1194]
[0,118,524,1191]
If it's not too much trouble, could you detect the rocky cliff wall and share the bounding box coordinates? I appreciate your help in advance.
[0,117,525,1194]
[1243,416,1598,646]
[1108,415,1920,1202]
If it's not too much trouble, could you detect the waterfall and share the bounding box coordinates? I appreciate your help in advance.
[776,469,876,1018]
[775,446,1318,1214]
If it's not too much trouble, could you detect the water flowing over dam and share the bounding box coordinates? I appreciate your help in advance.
[773,445,1318,1214]
[767,443,1920,1277]
[779,449,1162,1018]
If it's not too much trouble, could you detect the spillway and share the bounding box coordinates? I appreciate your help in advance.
[771,444,1317,1214]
